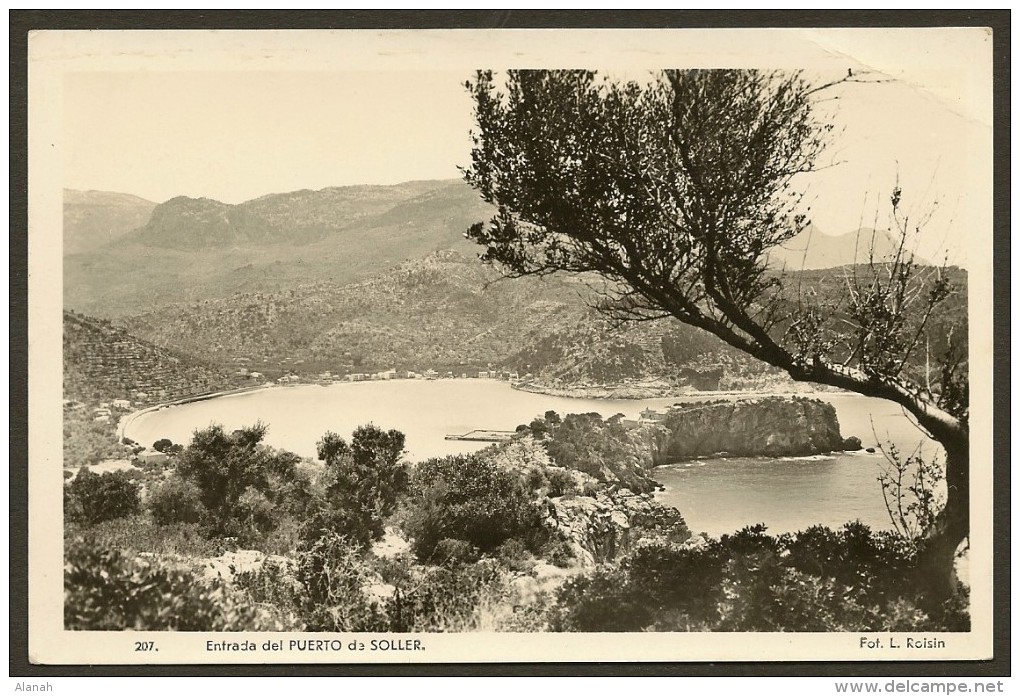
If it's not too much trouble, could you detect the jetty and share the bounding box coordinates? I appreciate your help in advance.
[444,429,516,443]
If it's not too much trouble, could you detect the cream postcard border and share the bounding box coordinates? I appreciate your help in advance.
[26,27,995,665]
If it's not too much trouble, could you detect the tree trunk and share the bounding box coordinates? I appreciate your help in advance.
[917,439,969,603]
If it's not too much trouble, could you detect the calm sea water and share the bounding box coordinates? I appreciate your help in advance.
[125,380,940,537]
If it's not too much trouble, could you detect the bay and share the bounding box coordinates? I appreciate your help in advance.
[124,379,940,537]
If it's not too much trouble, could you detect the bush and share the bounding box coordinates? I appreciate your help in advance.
[405,454,550,562]
[494,537,534,572]
[306,426,410,549]
[545,468,576,497]
[384,560,510,632]
[148,475,204,526]
[64,469,141,525]
[171,423,308,540]
[232,557,304,630]
[549,567,651,632]
[295,531,387,632]
[551,523,969,632]
[65,515,222,557]
[64,536,274,630]
[433,539,481,566]
[152,438,174,453]
[539,538,576,568]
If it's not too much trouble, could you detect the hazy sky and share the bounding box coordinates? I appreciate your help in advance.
[47,28,991,265]
[63,70,476,203]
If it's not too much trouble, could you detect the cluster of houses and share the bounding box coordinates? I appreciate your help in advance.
[620,406,678,431]
[259,368,531,385]
[227,351,541,387]
[64,398,134,424]
[343,369,526,383]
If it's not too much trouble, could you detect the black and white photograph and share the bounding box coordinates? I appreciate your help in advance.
[23,23,998,666]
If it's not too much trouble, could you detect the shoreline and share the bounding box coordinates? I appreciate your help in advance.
[118,376,857,444]
[509,380,851,401]
[117,383,276,441]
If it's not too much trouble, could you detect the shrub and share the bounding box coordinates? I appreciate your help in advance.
[494,537,534,572]
[302,505,377,552]
[405,454,550,562]
[306,426,410,549]
[152,438,174,453]
[295,531,387,632]
[148,475,204,526]
[64,536,274,630]
[64,468,141,525]
[539,538,576,568]
[231,488,278,543]
[545,468,576,497]
[66,515,222,557]
[551,523,969,632]
[232,557,304,629]
[549,567,651,632]
[171,423,308,540]
[433,539,481,566]
[385,560,509,632]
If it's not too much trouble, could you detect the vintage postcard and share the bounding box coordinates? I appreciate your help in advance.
[26,26,996,665]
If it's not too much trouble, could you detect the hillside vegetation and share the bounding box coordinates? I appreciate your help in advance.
[64,180,491,316]
[63,310,240,406]
[63,179,967,391]
[119,250,795,388]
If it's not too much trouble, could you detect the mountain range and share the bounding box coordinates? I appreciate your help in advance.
[64,179,930,317]
[63,189,157,255]
[62,180,962,389]
[63,180,489,316]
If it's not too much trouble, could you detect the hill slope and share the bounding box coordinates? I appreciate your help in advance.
[64,180,492,316]
[768,225,930,270]
[119,253,966,394]
[63,311,240,405]
[63,189,157,255]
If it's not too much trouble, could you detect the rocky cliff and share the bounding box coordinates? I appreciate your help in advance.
[546,489,692,567]
[653,396,844,463]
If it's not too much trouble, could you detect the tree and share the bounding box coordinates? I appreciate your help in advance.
[174,422,301,538]
[64,468,141,525]
[405,453,549,562]
[463,69,968,601]
[308,425,409,547]
[152,438,173,453]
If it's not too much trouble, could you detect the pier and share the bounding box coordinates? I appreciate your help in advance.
[444,429,516,443]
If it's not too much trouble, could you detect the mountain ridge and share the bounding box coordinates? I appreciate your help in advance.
[65,178,943,319]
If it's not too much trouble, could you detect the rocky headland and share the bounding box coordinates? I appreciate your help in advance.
[652,396,844,463]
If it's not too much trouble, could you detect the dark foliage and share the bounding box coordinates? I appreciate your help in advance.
[147,475,205,526]
[170,422,305,541]
[64,536,272,631]
[405,454,551,562]
[550,523,969,632]
[64,468,141,525]
[523,410,656,493]
[303,425,410,549]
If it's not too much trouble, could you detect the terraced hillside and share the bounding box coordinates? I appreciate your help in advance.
[63,311,241,406]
